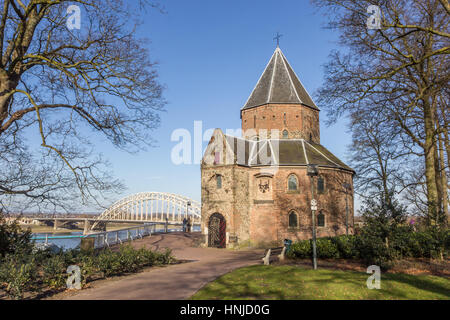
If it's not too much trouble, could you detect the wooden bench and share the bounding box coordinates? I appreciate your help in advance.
[262,246,286,265]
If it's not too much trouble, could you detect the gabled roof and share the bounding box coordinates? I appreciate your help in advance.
[242,47,319,111]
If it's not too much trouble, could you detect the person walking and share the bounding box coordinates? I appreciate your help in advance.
[186,216,192,233]
[182,217,187,232]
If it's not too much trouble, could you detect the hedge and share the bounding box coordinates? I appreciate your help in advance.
[287,229,449,268]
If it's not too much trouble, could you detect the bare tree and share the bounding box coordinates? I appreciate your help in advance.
[0,1,166,212]
[312,0,449,224]
[349,107,408,207]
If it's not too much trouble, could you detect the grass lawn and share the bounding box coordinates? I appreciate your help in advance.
[191,265,450,300]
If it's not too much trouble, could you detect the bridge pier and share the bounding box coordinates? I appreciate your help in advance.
[83,219,90,235]
[54,219,60,230]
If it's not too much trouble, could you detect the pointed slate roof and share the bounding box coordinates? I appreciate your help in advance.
[242,47,319,110]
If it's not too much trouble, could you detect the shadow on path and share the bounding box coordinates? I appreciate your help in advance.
[58,232,263,300]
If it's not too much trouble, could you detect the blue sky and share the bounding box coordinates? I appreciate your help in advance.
[98,0,353,208]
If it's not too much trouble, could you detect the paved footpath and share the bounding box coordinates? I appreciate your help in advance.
[59,233,263,300]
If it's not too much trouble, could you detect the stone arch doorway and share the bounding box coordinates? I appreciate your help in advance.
[208,213,226,248]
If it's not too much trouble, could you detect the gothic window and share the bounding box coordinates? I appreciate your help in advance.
[254,115,256,128]
[317,210,325,227]
[216,175,222,189]
[288,211,298,228]
[288,174,298,191]
[317,177,325,194]
[283,113,287,125]
[283,130,289,139]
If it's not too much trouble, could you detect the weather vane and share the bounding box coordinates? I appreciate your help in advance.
[273,32,283,47]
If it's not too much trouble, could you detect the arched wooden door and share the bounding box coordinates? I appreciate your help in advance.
[208,213,226,248]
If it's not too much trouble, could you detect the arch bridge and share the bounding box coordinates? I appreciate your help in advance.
[90,192,201,231]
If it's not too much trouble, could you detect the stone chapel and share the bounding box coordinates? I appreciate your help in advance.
[201,47,355,248]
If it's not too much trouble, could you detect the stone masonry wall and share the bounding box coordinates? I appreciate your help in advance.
[201,165,251,247]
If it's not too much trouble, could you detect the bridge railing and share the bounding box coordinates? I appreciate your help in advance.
[31,221,198,250]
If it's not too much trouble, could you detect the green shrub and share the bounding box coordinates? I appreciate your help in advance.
[77,254,98,286]
[0,215,33,257]
[287,240,311,259]
[286,222,448,270]
[316,239,339,259]
[94,245,174,277]
[331,235,357,259]
[0,254,38,300]
[0,237,175,299]
[42,254,67,289]
[96,249,123,277]
[136,247,157,266]
[156,248,174,265]
[354,233,396,270]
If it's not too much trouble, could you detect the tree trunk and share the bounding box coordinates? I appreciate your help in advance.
[423,98,439,224]
[438,131,449,223]
[0,71,19,129]
[433,104,443,216]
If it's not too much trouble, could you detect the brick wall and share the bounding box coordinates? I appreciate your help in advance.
[241,104,320,143]
[201,161,354,248]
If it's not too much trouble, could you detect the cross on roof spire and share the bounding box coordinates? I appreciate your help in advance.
[273,32,283,47]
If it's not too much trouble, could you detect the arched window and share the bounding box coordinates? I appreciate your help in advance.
[288,211,298,228]
[283,130,289,139]
[317,176,325,194]
[216,175,222,189]
[288,174,298,191]
[317,210,325,227]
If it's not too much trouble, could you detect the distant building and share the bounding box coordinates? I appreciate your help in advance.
[201,47,355,248]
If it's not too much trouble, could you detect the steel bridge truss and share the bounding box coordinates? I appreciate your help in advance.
[91,192,201,230]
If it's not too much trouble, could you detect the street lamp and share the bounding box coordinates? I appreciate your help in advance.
[307,164,319,270]
[343,183,351,236]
